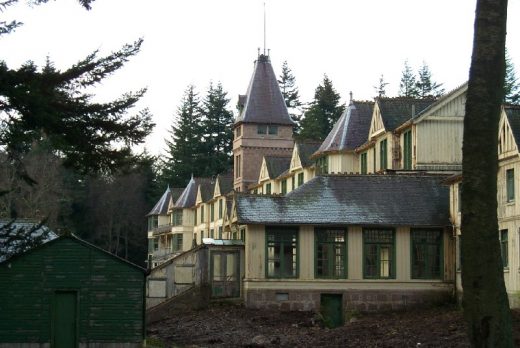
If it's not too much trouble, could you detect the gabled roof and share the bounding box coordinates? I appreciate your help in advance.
[265,156,291,179]
[296,141,322,167]
[147,187,171,216]
[235,174,449,226]
[314,101,374,157]
[505,104,520,147]
[0,220,58,262]
[0,233,147,272]
[235,54,295,126]
[199,179,216,203]
[413,82,468,123]
[174,177,213,208]
[377,97,436,131]
[216,173,234,196]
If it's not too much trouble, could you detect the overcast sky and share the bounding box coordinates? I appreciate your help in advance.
[2,0,519,156]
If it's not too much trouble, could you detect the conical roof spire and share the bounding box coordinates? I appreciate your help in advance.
[235,54,295,126]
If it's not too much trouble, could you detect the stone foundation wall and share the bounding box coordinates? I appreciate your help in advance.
[245,288,453,313]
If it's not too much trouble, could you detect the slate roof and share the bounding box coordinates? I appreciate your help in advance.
[297,141,322,167]
[505,104,520,147]
[235,54,295,126]
[314,101,374,157]
[168,187,186,212]
[377,97,436,131]
[216,173,234,196]
[264,156,291,179]
[199,179,216,202]
[174,177,213,208]
[147,187,171,216]
[235,174,449,226]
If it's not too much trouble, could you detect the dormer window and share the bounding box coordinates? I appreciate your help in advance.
[257,125,267,134]
[268,125,278,135]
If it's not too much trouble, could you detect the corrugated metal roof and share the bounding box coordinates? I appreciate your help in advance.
[236,174,450,227]
[235,54,295,126]
[314,101,374,156]
[147,187,171,216]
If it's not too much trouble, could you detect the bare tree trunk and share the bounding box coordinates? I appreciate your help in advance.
[461,0,512,346]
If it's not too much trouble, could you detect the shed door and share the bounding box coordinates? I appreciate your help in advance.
[210,251,240,298]
[52,291,78,348]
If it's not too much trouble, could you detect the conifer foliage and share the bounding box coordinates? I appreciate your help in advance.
[299,75,345,141]
[374,74,389,97]
[505,50,520,104]
[201,82,234,175]
[162,85,204,187]
[278,61,302,130]
[398,61,444,98]
[398,61,419,97]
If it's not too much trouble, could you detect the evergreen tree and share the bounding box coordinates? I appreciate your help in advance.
[299,75,345,141]
[504,50,520,104]
[278,61,303,131]
[374,74,389,97]
[201,82,234,176]
[162,85,204,187]
[415,62,444,97]
[398,61,419,97]
[1,1,152,175]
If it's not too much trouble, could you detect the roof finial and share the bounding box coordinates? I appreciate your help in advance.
[349,91,353,104]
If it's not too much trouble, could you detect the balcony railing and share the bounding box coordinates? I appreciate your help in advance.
[152,224,172,236]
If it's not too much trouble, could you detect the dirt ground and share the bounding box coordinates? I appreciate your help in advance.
[147,302,520,347]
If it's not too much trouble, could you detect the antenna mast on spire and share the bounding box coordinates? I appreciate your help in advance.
[263,1,267,56]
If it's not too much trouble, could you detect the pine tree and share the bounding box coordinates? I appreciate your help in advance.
[1,1,152,175]
[504,50,520,104]
[398,61,419,97]
[278,61,303,131]
[416,62,444,97]
[374,74,389,97]
[299,75,345,141]
[201,82,234,176]
[162,85,204,187]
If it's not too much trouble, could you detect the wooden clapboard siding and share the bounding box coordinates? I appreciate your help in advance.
[327,152,359,174]
[0,237,145,345]
[415,119,463,168]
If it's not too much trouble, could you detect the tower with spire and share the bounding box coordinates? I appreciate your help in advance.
[232,53,295,191]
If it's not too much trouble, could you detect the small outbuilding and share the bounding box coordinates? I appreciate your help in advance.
[0,234,146,348]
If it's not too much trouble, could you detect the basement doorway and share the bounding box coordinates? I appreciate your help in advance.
[320,293,343,328]
[210,251,240,298]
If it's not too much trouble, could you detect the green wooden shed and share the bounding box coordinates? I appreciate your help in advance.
[0,234,146,348]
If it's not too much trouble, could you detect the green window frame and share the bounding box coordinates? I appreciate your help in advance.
[218,199,223,219]
[411,228,443,279]
[148,216,159,230]
[281,179,287,194]
[380,139,387,170]
[372,147,376,172]
[172,233,183,252]
[297,172,304,187]
[268,125,278,135]
[210,203,215,221]
[315,228,347,279]
[153,237,159,251]
[200,205,204,223]
[266,227,298,278]
[218,226,223,239]
[172,209,183,226]
[210,228,214,238]
[240,227,246,242]
[500,229,508,268]
[363,228,395,279]
[361,152,367,174]
[265,183,272,194]
[506,169,515,202]
[257,125,267,134]
[194,208,197,225]
[292,176,295,190]
[403,130,412,169]
[457,183,462,213]
[316,156,328,174]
